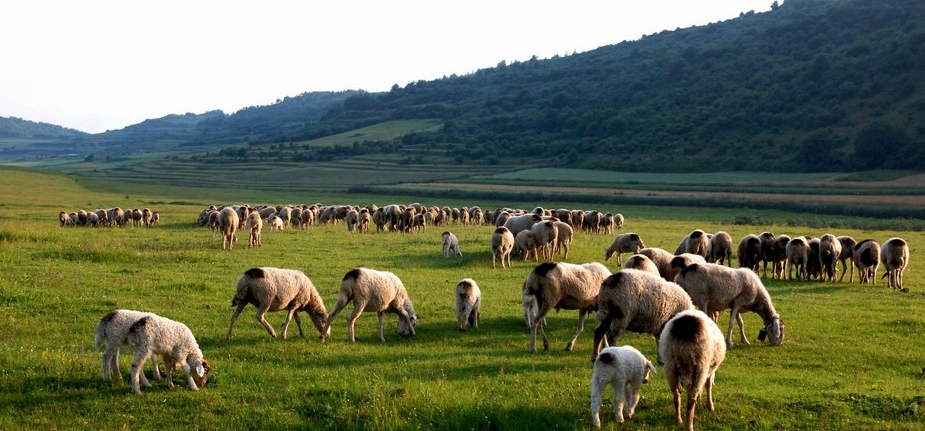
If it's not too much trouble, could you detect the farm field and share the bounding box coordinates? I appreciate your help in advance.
[1,166,924,431]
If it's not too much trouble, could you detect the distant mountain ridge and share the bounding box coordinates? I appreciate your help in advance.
[0,116,87,139]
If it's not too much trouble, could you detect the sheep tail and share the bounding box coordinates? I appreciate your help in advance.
[93,322,105,350]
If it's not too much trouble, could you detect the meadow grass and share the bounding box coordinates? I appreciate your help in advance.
[1,168,924,430]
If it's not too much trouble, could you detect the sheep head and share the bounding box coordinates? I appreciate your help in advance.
[397,298,417,338]
[758,318,785,346]
[192,359,212,389]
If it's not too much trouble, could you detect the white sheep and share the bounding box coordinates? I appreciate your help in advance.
[673,263,785,348]
[854,239,881,284]
[785,236,809,280]
[590,345,656,428]
[441,231,463,258]
[674,229,709,258]
[267,214,284,231]
[658,309,727,431]
[530,220,559,261]
[322,268,417,343]
[553,220,574,260]
[490,226,515,269]
[503,213,542,236]
[455,278,481,330]
[245,211,263,248]
[513,230,538,262]
[771,234,792,280]
[218,206,239,250]
[837,235,858,282]
[604,233,645,267]
[522,261,611,352]
[880,237,910,291]
[622,254,660,276]
[226,267,330,340]
[665,253,708,283]
[126,313,211,395]
[819,234,842,282]
[591,269,694,361]
[95,309,165,382]
[638,247,675,280]
[708,231,733,266]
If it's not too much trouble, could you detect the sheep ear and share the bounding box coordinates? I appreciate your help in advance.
[196,364,205,378]
[758,329,767,342]
[647,361,657,375]
[772,320,783,339]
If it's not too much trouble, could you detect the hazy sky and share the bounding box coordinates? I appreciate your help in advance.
[1,1,774,134]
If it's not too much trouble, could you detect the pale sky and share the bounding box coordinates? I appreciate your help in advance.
[0,1,775,134]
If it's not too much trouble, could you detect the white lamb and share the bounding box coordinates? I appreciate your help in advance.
[591,345,656,428]
[442,231,463,258]
[455,278,481,330]
[94,309,164,382]
[126,313,211,395]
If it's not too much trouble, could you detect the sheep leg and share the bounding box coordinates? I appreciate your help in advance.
[591,311,618,362]
[377,312,386,343]
[726,308,739,348]
[279,308,297,339]
[130,351,152,394]
[530,303,553,353]
[564,309,587,351]
[590,378,604,428]
[102,345,119,381]
[292,311,306,338]
[179,361,200,391]
[735,312,749,345]
[344,304,364,343]
[255,304,278,338]
[705,372,716,411]
[671,384,683,426]
[226,301,249,341]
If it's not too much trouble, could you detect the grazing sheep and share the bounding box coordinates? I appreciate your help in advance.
[737,234,761,273]
[322,268,417,343]
[491,226,515,269]
[522,262,611,352]
[584,210,604,233]
[708,231,733,266]
[59,211,71,227]
[455,278,481,331]
[880,237,910,290]
[442,231,463,258]
[819,234,843,282]
[513,230,539,262]
[126,314,211,395]
[503,213,542,236]
[673,263,785,348]
[658,309,727,431]
[142,208,154,227]
[358,208,371,232]
[226,267,330,340]
[638,247,675,280]
[854,239,881,284]
[758,232,777,278]
[218,207,239,250]
[530,220,559,261]
[553,221,574,260]
[837,236,858,282]
[623,254,661,276]
[95,309,164,382]
[591,345,656,427]
[345,209,360,233]
[786,236,809,280]
[666,253,708,283]
[613,213,625,231]
[245,211,263,248]
[591,269,694,361]
[604,233,645,267]
[804,238,822,280]
[771,234,791,280]
[675,229,710,258]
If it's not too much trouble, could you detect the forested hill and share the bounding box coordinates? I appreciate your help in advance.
[0,116,87,139]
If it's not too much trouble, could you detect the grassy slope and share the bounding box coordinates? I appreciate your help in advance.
[1,167,924,430]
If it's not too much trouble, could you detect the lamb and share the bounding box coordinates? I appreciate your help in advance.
[95,309,165,382]
[441,231,463,258]
[590,345,656,427]
[818,234,843,282]
[530,220,559,261]
[245,211,263,248]
[490,226,515,269]
[591,269,694,361]
[623,254,660,276]
[736,234,761,273]
[854,239,882,284]
[513,229,538,262]
[658,309,727,431]
[455,278,481,330]
[126,313,211,395]
[218,206,239,250]
[708,231,733,266]
[553,221,574,260]
[226,267,330,341]
[673,263,785,348]
[268,214,284,231]
[837,236,858,282]
[674,229,709,258]
[880,237,910,291]
[638,247,675,280]
[522,262,611,352]
[786,236,809,280]
[604,233,645,267]
[322,268,417,343]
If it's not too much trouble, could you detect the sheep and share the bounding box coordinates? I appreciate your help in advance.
[345,209,359,233]
[126,313,211,395]
[854,239,882,284]
[600,213,616,235]
[758,231,777,278]
[553,221,574,260]
[142,208,154,227]
[771,234,791,280]
[804,238,822,280]
[613,213,625,231]
[226,267,330,341]
[322,268,417,343]
[59,211,71,227]
[590,345,656,427]
[819,234,843,282]
[786,236,809,280]
[638,247,675,280]
[604,233,645,267]
[245,211,263,248]
[880,237,910,291]
[674,229,709,258]
[623,254,661,276]
[591,269,694,361]
[218,207,239,250]
[95,309,165,382]
[490,226,515,269]
[584,210,604,233]
[455,278,481,330]
[513,229,538,262]
[267,214,284,231]
[522,261,611,353]
[530,220,559,261]
[503,213,542,236]
[658,309,727,431]
[737,234,761,273]
[666,253,708,283]
[837,236,858,282]
[358,208,371,232]
[673,263,785,348]
[707,231,733,266]
[441,231,463,258]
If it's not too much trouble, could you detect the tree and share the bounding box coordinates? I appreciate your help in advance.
[853,122,910,170]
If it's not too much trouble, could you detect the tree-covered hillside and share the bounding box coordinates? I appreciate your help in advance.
[0,116,87,139]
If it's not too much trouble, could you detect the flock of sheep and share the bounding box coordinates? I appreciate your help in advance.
[89,202,910,430]
[59,207,159,227]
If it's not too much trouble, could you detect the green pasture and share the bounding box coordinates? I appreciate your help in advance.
[1,167,924,430]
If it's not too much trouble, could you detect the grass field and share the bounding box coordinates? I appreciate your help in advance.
[1,166,924,430]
